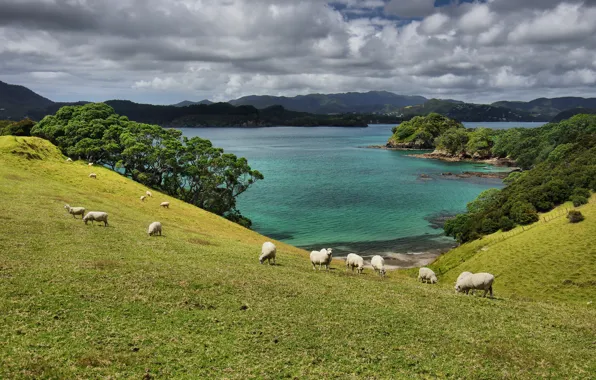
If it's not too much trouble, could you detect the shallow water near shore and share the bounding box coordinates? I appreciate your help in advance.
[179,122,544,259]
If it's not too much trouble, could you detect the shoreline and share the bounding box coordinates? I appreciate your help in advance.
[367,144,519,168]
[298,234,457,269]
[407,152,518,167]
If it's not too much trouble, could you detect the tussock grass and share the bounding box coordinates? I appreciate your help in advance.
[1,136,595,378]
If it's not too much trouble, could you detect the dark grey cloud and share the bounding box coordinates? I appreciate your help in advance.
[0,0,595,104]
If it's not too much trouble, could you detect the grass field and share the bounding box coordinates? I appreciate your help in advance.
[418,199,596,304]
[1,136,595,378]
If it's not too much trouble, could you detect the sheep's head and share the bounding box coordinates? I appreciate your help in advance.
[455,284,462,293]
[64,204,70,210]
[380,268,386,277]
[430,275,437,284]
[326,248,333,256]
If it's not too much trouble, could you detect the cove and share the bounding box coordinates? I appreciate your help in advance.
[179,122,544,258]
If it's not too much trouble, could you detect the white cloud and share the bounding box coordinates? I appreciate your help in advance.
[0,0,595,104]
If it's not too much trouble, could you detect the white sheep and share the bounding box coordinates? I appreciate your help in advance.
[66,157,72,162]
[89,173,97,179]
[456,271,475,295]
[140,195,146,202]
[83,211,109,227]
[64,204,85,219]
[418,267,437,284]
[160,202,170,208]
[146,190,152,197]
[371,255,386,277]
[310,248,333,271]
[455,272,495,297]
[346,253,364,274]
[147,221,162,236]
[457,271,473,283]
[259,241,276,265]
[88,162,93,166]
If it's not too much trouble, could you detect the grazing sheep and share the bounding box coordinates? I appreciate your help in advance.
[371,255,386,277]
[66,157,72,162]
[346,253,364,274]
[456,271,474,294]
[147,221,162,236]
[89,173,97,179]
[457,271,473,283]
[418,267,437,284]
[88,162,93,166]
[146,190,152,197]
[259,241,276,265]
[310,248,333,271]
[160,202,170,208]
[83,211,109,227]
[64,204,85,219]
[455,272,495,297]
[140,195,146,202]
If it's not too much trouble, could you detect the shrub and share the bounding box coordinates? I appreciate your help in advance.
[567,210,585,223]
[499,216,515,231]
[509,201,539,225]
[570,195,588,207]
[572,188,591,198]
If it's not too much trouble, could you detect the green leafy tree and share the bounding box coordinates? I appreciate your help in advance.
[435,128,469,155]
[466,128,494,157]
[32,103,263,227]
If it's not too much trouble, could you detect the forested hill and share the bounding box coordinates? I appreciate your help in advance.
[229,91,427,114]
[493,97,596,120]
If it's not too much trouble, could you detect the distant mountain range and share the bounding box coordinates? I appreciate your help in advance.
[2,80,596,124]
[227,91,427,114]
[172,99,213,107]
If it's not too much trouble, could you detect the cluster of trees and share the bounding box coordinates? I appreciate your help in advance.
[31,103,263,227]
[0,118,36,136]
[389,113,464,148]
[444,114,596,242]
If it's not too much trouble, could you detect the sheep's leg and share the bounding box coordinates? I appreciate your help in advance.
[312,263,316,270]
[489,286,493,298]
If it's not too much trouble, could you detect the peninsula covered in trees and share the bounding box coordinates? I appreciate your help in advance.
[386,113,596,243]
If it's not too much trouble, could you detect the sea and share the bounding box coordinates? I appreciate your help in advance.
[178,122,545,256]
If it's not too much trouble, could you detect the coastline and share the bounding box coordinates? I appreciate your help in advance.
[407,152,518,167]
[367,144,518,168]
[299,233,457,269]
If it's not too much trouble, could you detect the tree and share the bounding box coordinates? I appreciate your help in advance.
[32,103,263,227]
[435,128,469,155]
[466,128,494,157]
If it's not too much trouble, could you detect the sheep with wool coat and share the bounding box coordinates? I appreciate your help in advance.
[259,242,276,265]
[371,255,386,277]
[418,267,437,284]
[346,253,364,274]
[140,196,146,202]
[89,173,97,179]
[455,272,495,297]
[456,271,475,294]
[146,191,152,197]
[160,202,170,208]
[83,211,109,226]
[148,221,162,236]
[310,248,333,271]
[64,204,85,219]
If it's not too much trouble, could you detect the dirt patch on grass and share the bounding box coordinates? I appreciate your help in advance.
[187,237,216,246]
[3,174,25,181]
[80,260,121,270]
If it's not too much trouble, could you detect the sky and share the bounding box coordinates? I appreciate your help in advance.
[1,0,595,104]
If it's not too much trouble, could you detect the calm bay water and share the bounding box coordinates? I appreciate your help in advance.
[179,122,544,256]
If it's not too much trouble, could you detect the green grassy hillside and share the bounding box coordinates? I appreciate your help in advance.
[1,136,595,378]
[427,201,596,304]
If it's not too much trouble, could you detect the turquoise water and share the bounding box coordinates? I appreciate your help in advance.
[179,122,544,255]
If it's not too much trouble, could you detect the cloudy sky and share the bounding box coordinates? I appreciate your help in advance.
[1,0,595,104]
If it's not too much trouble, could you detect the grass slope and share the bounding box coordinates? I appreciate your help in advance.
[428,201,596,304]
[1,136,595,378]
